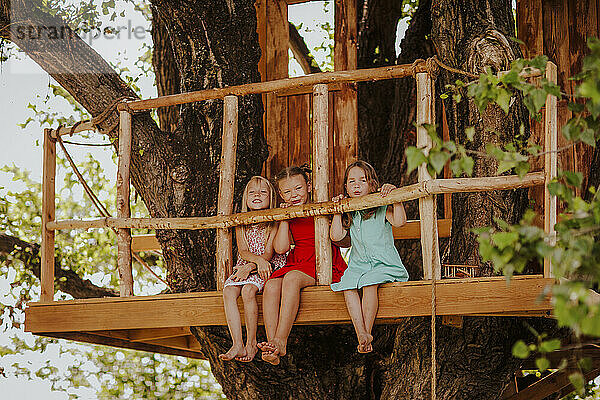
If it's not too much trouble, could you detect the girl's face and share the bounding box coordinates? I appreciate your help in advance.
[246,180,271,211]
[346,166,371,198]
[278,175,310,206]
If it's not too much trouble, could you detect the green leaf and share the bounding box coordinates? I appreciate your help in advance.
[496,89,512,114]
[428,150,450,174]
[498,160,517,175]
[492,231,519,250]
[465,126,475,141]
[514,161,530,178]
[580,128,596,146]
[462,156,474,176]
[530,88,548,113]
[405,147,427,175]
[567,101,585,113]
[538,338,561,353]
[512,340,530,359]
[564,171,583,188]
[568,372,585,394]
[535,357,550,372]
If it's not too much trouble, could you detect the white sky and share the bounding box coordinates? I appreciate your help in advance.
[0,1,407,398]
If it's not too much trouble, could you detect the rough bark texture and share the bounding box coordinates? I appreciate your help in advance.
[0,0,582,399]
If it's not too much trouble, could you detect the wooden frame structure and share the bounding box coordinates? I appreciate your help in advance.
[30,61,558,374]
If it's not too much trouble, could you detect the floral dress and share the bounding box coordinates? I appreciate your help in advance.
[224,224,286,291]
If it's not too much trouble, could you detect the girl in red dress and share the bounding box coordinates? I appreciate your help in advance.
[258,165,347,365]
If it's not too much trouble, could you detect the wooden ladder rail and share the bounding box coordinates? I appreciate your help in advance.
[216,96,239,291]
[117,110,134,296]
[40,128,56,302]
[416,71,441,400]
[544,61,558,278]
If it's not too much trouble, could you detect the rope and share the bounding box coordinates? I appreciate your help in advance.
[431,56,479,79]
[431,274,437,400]
[62,141,112,147]
[55,135,170,289]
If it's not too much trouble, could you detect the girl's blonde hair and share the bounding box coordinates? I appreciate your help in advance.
[239,176,276,250]
[342,161,380,229]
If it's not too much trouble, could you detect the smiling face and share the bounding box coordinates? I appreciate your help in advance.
[245,179,271,211]
[345,166,371,198]
[278,174,311,206]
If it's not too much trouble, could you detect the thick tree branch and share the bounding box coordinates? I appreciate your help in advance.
[0,233,117,298]
[288,22,321,74]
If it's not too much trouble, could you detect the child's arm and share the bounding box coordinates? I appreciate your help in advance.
[273,220,292,254]
[329,194,347,242]
[235,225,273,281]
[381,183,408,227]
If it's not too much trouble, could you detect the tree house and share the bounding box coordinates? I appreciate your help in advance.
[22,1,585,397]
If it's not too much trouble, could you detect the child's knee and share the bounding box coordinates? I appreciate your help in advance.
[241,285,258,301]
[223,286,239,301]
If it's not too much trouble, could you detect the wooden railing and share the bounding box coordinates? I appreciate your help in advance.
[39,60,558,301]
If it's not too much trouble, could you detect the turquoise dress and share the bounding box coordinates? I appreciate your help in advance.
[331,205,409,291]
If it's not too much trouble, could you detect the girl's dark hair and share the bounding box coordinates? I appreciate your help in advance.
[342,160,380,229]
[273,163,312,190]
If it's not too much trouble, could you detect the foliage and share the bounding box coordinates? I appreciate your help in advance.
[1,158,223,398]
[406,38,600,394]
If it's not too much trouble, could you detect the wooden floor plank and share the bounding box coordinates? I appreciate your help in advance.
[25,276,553,333]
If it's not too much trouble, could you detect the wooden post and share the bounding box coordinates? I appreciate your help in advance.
[544,62,558,278]
[416,73,442,281]
[216,95,238,291]
[117,110,134,297]
[333,0,358,195]
[265,0,288,177]
[313,84,333,285]
[40,129,56,302]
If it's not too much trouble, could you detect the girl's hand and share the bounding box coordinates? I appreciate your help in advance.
[331,194,345,203]
[231,263,253,281]
[256,259,272,281]
[280,202,291,208]
[380,183,396,197]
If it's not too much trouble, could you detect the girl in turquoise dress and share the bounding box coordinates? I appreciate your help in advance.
[330,161,409,353]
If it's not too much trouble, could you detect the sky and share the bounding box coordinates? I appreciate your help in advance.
[0,1,408,398]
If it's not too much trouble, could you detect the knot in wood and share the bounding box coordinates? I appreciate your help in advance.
[170,164,189,184]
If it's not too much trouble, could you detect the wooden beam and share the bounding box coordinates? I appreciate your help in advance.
[41,129,56,303]
[312,84,333,285]
[275,82,343,97]
[44,331,204,359]
[118,63,428,112]
[416,72,441,280]
[47,172,545,232]
[127,327,190,342]
[506,366,600,400]
[333,0,358,194]
[117,111,133,296]
[265,0,288,178]
[216,95,238,290]
[131,234,160,252]
[544,61,558,278]
[48,121,97,138]
[25,276,553,333]
[393,219,452,240]
[126,219,452,254]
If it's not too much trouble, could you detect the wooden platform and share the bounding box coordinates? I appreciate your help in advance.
[25,275,553,359]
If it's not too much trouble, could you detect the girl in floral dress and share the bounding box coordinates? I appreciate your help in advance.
[219,176,286,362]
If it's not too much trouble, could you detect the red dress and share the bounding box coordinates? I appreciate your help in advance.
[269,217,347,282]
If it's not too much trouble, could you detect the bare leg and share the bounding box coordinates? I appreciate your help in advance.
[269,271,315,359]
[239,284,259,362]
[259,278,282,364]
[361,284,379,353]
[219,285,246,361]
[343,289,372,353]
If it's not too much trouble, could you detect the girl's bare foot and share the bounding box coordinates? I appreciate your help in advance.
[219,344,246,361]
[270,338,287,357]
[357,333,373,354]
[259,341,281,365]
[238,343,258,363]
